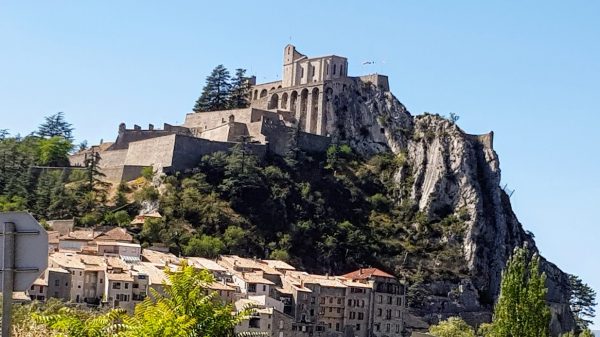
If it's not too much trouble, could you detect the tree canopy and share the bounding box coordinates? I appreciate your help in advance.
[488,247,551,337]
[194,64,232,112]
[37,111,74,140]
[568,274,597,331]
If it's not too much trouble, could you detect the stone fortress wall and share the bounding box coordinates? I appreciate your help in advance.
[70,45,389,182]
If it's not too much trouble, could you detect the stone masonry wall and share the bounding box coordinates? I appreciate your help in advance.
[123,135,177,169]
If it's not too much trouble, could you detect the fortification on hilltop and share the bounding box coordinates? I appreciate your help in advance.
[70,45,391,182]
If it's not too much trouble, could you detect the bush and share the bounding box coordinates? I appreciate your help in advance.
[428,317,475,337]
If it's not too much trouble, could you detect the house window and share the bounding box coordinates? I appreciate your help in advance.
[358,312,364,320]
[329,297,333,304]
[386,323,391,332]
[337,308,341,313]
[248,283,256,292]
[262,285,266,291]
[279,320,284,329]
[112,282,121,289]
[54,280,59,286]
[396,324,400,333]
[320,297,325,304]
[378,295,383,303]
[337,298,342,304]
[333,64,337,75]
[397,297,402,306]
[336,323,340,331]
[356,324,361,331]
[310,309,314,316]
[311,296,315,304]
[347,299,352,306]
[125,283,129,289]
[249,318,260,328]
[388,296,392,304]
[377,308,382,316]
[301,67,304,78]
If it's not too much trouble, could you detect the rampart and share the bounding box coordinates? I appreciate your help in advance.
[358,74,390,91]
[109,123,191,150]
[466,131,494,150]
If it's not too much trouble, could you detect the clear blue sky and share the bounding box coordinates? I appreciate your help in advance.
[1,1,598,327]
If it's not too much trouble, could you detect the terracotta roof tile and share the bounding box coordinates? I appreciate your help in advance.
[96,227,133,242]
[341,268,395,280]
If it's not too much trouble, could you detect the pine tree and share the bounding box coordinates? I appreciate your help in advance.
[37,112,74,141]
[193,65,231,112]
[490,246,551,337]
[568,274,597,331]
[228,68,250,109]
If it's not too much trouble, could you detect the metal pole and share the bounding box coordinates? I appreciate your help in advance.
[1,221,14,337]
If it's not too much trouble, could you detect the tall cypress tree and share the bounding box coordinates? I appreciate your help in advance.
[491,247,551,337]
[193,65,231,112]
[228,68,250,109]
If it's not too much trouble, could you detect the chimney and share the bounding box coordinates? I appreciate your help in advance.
[359,268,363,275]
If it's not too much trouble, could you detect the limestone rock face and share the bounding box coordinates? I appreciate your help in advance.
[326,83,575,335]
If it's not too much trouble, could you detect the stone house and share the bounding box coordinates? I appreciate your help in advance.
[342,268,406,337]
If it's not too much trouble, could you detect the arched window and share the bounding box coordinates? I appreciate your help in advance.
[340,65,344,76]
[333,64,337,75]
[326,63,329,75]
[260,89,267,98]
[301,67,304,78]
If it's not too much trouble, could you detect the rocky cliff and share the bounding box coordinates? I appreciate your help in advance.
[325,79,575,335]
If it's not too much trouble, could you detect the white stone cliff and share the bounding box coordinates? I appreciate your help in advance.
[325,80,575,335]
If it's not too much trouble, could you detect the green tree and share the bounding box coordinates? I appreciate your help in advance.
[37,112,74,140]
[33,306,125,337]
[489,247,551,337]
[38,136,73,166]
[228,68,250,109]
[428,317,476,337]
[113,182,130,208]
[224,225,247,254]
[113,210,131,227]
[122,260,247,337]
[579,329,595,337]
[184,235,225,258]
[193,65,231,112]
[568,274,597,331]
[140,218,165,243]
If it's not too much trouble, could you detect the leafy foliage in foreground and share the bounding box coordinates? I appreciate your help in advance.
[26,261,245,337]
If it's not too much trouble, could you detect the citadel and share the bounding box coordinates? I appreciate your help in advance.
[71,45,391,181]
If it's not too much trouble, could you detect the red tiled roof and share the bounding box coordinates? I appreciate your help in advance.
[341,268,395,280]
[96,227,133,242]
